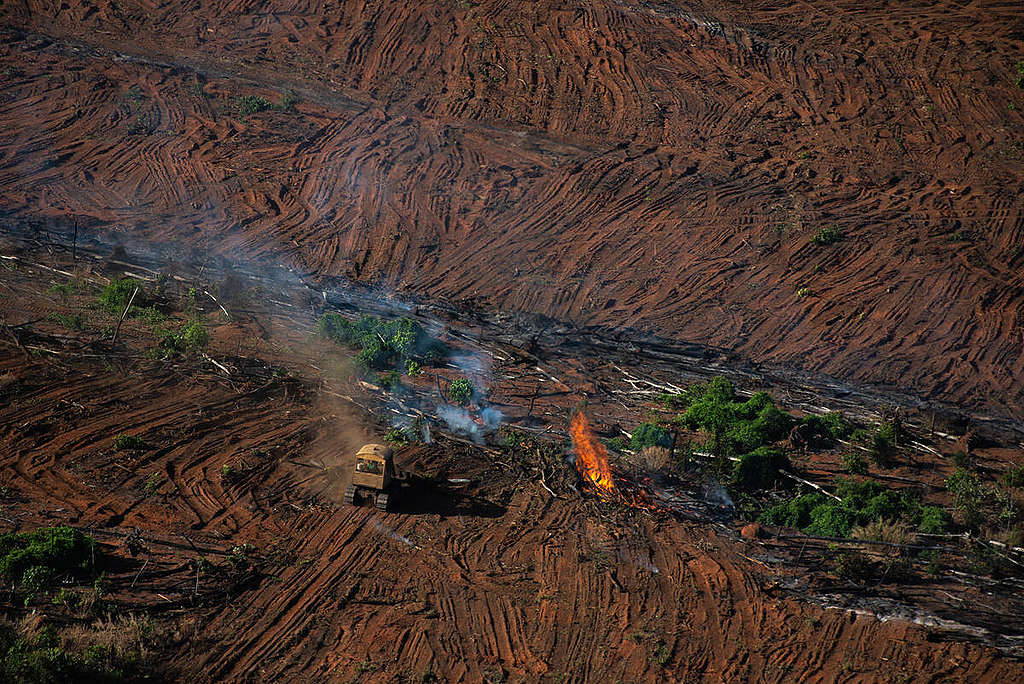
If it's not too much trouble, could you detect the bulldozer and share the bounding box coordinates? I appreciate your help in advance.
[343,444,403,511]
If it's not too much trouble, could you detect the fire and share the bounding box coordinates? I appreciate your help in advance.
[570,412,615,493]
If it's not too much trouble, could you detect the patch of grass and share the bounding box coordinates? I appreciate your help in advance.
[48,313,85,330]
[811,224,843,246]
[112,434,150,451]
[0,527,95,594]
[448,378,473,405]
[1003,464,1024,489]
[47,281,85,303]
[1,614,162,682]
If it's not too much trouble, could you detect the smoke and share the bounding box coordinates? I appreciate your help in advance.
[435,404,503,443]
[702,482,734,511]
[480,406,503,430]
[369,515,418,549]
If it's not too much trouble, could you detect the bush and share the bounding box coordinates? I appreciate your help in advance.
[842,452,868,475]
[278,90,299,112]
[378,371,400,390]
[679,379,793,457]
[604,437,629,452]
[112,434,149,451]
[156,321,209,357]
[49,313,85,330]
[98,279,144,314]
[946,468,983,527]
[0,527,95,592]
[800,412,852,442]
[760,478,921,539]
[805,503,856,537]
[760,493,828,530]
[832,548,875,582]
[869,424,896,467]
[1003,465,1024,489]
[0,616,155,682]
[731,447,790,491]
[918,506,951,534]
[234,95,272,116]
[630,423,672,451]
[317,314,446,371]
[811,225,843,246]
[448,378,473,405]
[384,427,409,445]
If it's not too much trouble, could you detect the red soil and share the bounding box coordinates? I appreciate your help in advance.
[1,235,1022,682]
[3,0,1024,680]
[1,0,1023,421]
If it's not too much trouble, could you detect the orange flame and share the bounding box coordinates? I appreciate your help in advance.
[570,412,615,493]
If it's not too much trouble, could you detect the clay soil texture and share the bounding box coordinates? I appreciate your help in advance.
[2,0,1024,682]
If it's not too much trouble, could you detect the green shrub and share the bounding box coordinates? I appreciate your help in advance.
[378,371,400,390]
[946,468,983,526]
[0,527,95,591]
[679,380,793,458]
[384,428,409,445]
[842,452,868,475]
[0,619,145,682]
[448,378,473,405]
[49,313,85,330]
[1016,60,1024,89]
[112,433,149,451]
[278,90,299,112]
[405,360,421,377]
[317,314,446,371]
[133,306,166,326]
[760,493,828,529]
[800,412,852,442]
[805,502,856,537]
[156,321,209,357]
[234,95,272,116]
[760,478,921,539]
[604,436,629,453]
[630,423,672,451]
[98,278,144,314]
[869,426,895,467]
[918,506,951,534]
[1003,465,1024,489]
[811,225,843,246]
[731,447,791,491]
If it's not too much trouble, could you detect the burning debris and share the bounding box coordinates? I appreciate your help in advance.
[570,411,615,494]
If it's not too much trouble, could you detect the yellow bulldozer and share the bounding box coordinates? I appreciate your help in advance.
[343,444,404,512]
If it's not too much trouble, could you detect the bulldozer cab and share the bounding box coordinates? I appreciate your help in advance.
[352,444,393,491]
